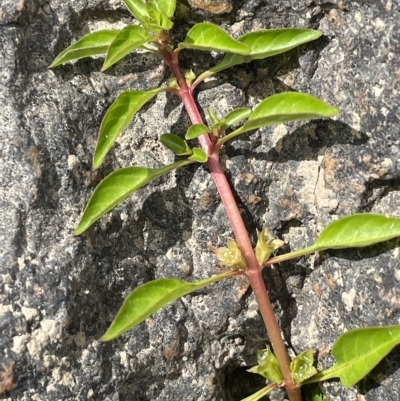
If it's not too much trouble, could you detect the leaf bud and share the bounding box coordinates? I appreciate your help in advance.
[214,239,248,270]
[255,228,284,266]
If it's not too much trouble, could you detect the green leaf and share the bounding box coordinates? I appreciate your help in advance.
[311,388,330,401]
[240,92,337,132]
[209,108,250,134]
[290,349,317,384]
[101,270,239,341]
[268,213,400,265]
[223,107,251,127]
[194,29,321,86]
[147,1,174,31]
[102,25,152,71]
[248,346,284,384]
[219,92,338,146]
[239,384,278,401]
[313,213,400,250]
[151,0,176,18]
[207,107,220,126]
[267,214,400,265]
[178,22,250,54]
[74,160,192,235]
[194,53,244,86]
[188,147,207,163]
[122,0,150,27]
[49,30,120,68]
[238,28,321,60]
[185,123,210,140]
[306,325,400,387]
[93,88,165,168]
[160,133,191,155]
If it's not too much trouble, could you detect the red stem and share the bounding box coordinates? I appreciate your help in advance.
[165,50,301,401]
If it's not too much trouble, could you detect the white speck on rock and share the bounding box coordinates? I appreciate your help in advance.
[21,306,39,322]
[12,334,30,354]
[342,288,357,311]
[394,269,400,282]
[67,155,79,169]
[27,319,62,357]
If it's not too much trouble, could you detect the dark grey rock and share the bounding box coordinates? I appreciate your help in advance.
[0,0,399,400]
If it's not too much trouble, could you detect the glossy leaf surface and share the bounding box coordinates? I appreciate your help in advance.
[267,214,400,265]
[49,30,120,68]
[239,28,321,60]
[185,123,210,140]
[160,133,191,155]
[307,325,400,387]
[75,160,192,235]
[102,25,152,71]
[94,88,165,168]
[290,349,317,384]
[194,29,321,86]
[219,92,338,145]
[101,270,239,341]
[179,23,250,54]
[313,213,400,250]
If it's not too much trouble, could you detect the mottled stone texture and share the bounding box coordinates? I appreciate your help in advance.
[0,0,399,400]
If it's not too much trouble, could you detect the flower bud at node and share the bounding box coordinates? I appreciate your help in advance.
[214,239,248,270]
[255,228,284,266]
[167,77,179,89]
[184,69,196,86]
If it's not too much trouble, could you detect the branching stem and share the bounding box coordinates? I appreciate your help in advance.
[164,51,301,401]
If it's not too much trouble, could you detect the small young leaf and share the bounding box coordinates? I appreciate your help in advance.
[248,346,284,384]
[267,213,400,265]
[49,30,120,68]
[150,0,176,18]
[147,2,173,31]
[101,270,239,341]
[160,133,191,155]
[102,25,152,71]
[74,160,192,235]
[238,28,322,60]
[290,349,317,384]
[219,92,338,146]
[207,107,220,126]
[239,384,278,401]
[178,22,250,54]
[122,0,150,27]
[94,88,165,168]
[188,147,208,163]
[185,123,210,140]
[209,109,250,135]
[223,107,251,127]
[311,388,330,401]
[306,325,400,387]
